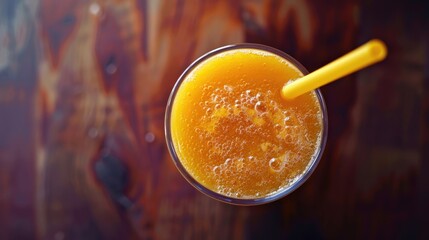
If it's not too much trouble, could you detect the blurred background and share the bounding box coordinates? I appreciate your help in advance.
[0,0,428,239]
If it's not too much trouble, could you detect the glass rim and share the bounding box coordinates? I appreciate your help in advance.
[165,43,328,206]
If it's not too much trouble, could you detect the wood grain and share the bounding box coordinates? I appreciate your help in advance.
[0,0,428,239]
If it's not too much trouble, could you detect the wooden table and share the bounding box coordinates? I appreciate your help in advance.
[0,0,428,239]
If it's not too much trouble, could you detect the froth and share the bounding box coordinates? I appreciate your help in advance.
[173,47,323,199]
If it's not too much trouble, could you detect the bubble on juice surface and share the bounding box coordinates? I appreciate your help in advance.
[283,116,290,124]
[224,158,232,166]
[224,85,233,92]
[269,158,282,172]
[254,101,267,113]
[269,152,290,172]
[213,166,220,175]
[234,158,245,170]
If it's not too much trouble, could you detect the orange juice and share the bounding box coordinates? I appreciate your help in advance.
[166,45,326,203]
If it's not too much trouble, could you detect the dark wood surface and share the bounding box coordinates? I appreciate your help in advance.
[0,0,428,239]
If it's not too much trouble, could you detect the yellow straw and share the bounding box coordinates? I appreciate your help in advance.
[281,39,387,100]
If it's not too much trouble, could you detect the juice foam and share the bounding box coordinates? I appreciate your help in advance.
[171,49,323,198]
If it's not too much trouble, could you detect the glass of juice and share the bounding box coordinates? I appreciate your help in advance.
[165,43,328,205]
